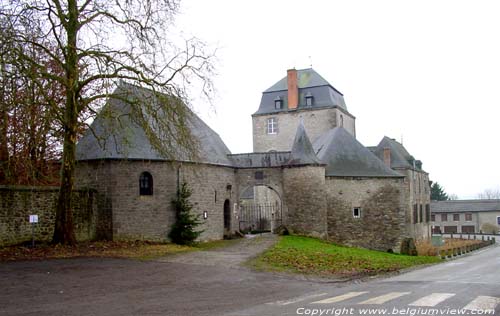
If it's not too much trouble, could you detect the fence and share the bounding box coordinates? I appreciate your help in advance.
[239,203,282,234]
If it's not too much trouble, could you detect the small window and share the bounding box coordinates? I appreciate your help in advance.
[139,172,153,195]
[465,213,472,221]
[274,96,282,109]
[419,204,423,223]
[453,214,460,221]
[267,117,278,134]
[425,204,431,222]
[497,216,500,225]
[305,92,313,106]
[444,226,458,234]
[441,214,448,222]
[340,114,344,127]
[431,214,436,222]
[254,171,264,180]
[353,207,361,218]
[413,204,418,224]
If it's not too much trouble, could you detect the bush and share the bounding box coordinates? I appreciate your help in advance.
[168,183,203,245]
[400,238,418,256]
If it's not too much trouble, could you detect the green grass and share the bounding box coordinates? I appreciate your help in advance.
[252,236,441,277]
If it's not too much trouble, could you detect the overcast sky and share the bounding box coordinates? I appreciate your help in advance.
[175,0,500,199]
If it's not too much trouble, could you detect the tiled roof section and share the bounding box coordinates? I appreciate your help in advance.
[373,136,418,170]
[313,127,403,177]
[431,200,500,213]
[287,122,322,166]
[228,152,291,168]
[76,83,232,166]
[254,68,348,115]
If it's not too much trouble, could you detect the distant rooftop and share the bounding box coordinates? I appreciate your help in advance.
[431,200,500,213]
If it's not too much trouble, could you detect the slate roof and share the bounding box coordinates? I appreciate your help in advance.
[431,200,500,213]
[372,136,422,171]
[254,68,348,115]
[287,122,323,166]
[313,127,403,177]
[76,83,232,166]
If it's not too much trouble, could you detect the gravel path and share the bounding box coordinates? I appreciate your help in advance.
[156,233,278,268]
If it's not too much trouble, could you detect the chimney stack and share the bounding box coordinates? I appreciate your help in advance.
[383,147,391,168]
[287,69,298,109]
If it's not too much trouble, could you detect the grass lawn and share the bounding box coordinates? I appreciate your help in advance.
[0,239,239,262]
[251,235,441,278]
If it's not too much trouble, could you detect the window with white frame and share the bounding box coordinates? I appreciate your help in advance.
[267,117,277,134]
[353,207,361,218]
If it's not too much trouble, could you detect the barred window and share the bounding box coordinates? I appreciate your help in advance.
[139,172,153,195]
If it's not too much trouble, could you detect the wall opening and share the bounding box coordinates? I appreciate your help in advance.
[223,199,231,234]
[239,185,282,234]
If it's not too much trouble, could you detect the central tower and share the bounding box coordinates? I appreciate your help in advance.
[252,68,356,152]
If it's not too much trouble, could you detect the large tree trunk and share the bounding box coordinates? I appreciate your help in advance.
[53,0,78,245]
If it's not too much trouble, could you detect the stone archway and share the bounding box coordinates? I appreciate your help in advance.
[238,184,282,234]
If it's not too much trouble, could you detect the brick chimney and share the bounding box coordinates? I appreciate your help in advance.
[287,69,298,109]
[383,147,391,168]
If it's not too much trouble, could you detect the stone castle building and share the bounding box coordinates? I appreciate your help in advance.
[75,69,431,252]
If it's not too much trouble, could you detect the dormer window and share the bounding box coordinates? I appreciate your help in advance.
[305,92,313,106]
[274,96,283,109]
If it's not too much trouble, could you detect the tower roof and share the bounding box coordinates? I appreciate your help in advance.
[287,122,323,166]
[254,68,349,115]
[313,128,403,177]
[76,83,232,166]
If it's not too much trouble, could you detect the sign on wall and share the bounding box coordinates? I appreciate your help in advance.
[29,215,38,223]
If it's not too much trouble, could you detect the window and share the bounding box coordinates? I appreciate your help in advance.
[139,172,153,195]
[254,171,264,180]
[413,204,418,224]
[340,114,344,127]
[353,207,361,218]
[444,226,457,234]
[305,92,313,106]
[441,214,447,222]
[497,216,500,225]
[274,96,282,109]
[465,213,472,221]
[425,204,431,222]
[419,204,423,223]
[453,214,460,221]
[267,117,278,134]
[462,225,475,233]
[431,214,436,222]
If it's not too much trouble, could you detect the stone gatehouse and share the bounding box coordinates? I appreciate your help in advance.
[75,69,431,252]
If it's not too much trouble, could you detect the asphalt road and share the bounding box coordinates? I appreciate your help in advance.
[233,245,500,316]
[0,238,498,316]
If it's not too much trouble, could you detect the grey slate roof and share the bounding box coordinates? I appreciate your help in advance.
[373,136,421,170]
[228,152,291,168]
[76,83,232,166]
[431,200,500,213]
[313,128,403,177]
[254,68,348,115]
[287,122,323,166]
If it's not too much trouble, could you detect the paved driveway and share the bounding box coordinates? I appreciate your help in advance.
[0,234,325,316]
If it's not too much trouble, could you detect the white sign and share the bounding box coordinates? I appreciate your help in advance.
[29,215,38,223]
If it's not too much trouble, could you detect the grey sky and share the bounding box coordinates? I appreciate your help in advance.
[175,0,500,199]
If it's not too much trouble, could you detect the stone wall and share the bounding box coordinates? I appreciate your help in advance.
[76,160,237,242]
[325,177,407,252]
[0,186,97,247]
[252,107,355,152]
[396,169,431,240]
[283,165,327,238]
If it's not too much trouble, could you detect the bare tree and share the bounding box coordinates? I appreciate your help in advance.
[0,0,215,245]
[476,188,500,200]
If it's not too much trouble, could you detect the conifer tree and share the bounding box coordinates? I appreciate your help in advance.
[169,182,203,245]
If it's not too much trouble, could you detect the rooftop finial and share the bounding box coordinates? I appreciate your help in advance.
[308,56,313,68]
